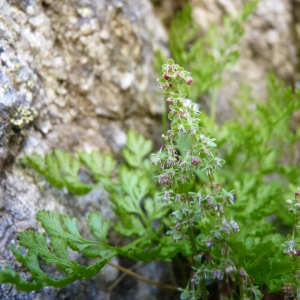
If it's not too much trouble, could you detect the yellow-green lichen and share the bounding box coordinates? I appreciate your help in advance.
[10,106,38,129]
[27,79,35,90]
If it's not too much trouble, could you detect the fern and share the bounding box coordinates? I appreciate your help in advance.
[0,208,166,291]
[0,130,169,292]
[22,150,95,195]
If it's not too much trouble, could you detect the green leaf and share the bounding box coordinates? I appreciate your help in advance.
[50,236,72,264]
[0,266,44,292]
[18,231,71,268]
[61,214,82,238]
[44,153,64,188]
[88,212,110,244]
[37,211,75,239]
[118,166,150,212]
[122,129,153,168]
[21,153,46,176]
[113,211,146,236]
[62,173,93,195]
[24,253,77,288]
[167,58,174,65]
[79,151,116,181]
[0,210,118,292]
[116,242,163,262]
[72,258,109,279]
[144,197,169,221]
[22,150,95,195]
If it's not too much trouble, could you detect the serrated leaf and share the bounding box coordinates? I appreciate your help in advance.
[122,148,140,168]
[62,173,94,195]
[22,150,96,195]
[113,212,146,237]
[122,129,153,168]
[270,259,294,277]
[72,258,109,279]
[25,253,77,287]
[18,232,71,267]
[21,153,45,175]
[81,247,111,258]
[10,246,27,265]
[119,166,150,203]
[37,211,73,239]
[0,266,43,292]
[144,197,169,221]
[88,212,110,244]
[246,260,271,284]
[44,153,64,188]
[116,243,163,262]
[252,240,275,258]
[37,211,106,252]
[61,215,82,238]
[50,237,71,264]
[79,151,116,181]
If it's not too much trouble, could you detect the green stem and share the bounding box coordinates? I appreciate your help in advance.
[188,227,208,300]
[188,227,198,264]
[107,261,178,291]
[162,95,167,135]
[122,237,145,251]
[200,280,208,300]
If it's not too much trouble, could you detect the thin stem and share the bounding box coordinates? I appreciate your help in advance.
[162,96,167,135]
[188,227,208,300]
[107,261,179,291]
[200,280,208,300]
[107,262,143,300]
[188,227,198,265]
[121,237,145,251]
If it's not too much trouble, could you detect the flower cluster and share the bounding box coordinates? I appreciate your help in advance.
[282,188,300,298]
[152,59,244,299]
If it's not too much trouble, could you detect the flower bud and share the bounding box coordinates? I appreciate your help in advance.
[213,269,223,280]
[161,177,169,185]
[186,76,194,85]
[192,157,200,165]
[239,268,247,277]
[282,284,293,293]
[163,73,171,80]
[205,239,213,248]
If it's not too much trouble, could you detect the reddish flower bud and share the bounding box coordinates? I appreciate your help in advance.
[163,73,171,80]
[161,177,169,185]
[186,76,194,85]
[192,157,200,165]
[282,284,293,293]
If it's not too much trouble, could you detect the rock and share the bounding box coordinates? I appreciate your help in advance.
[190,0,297,121]
[0,0,168,298]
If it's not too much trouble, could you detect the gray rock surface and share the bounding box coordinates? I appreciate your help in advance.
[0,0,169,299]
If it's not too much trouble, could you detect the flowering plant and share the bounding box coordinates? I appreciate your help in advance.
[0,59,299,300]
[152,59,260,299]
